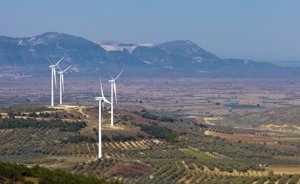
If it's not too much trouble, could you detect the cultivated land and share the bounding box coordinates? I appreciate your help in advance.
[0,77,300,183]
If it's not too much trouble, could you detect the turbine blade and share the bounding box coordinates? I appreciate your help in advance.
[100,78,105,98]
[54,56,65,66]
[63,65,72,73]
[46,57,53,65]
[54,68,57,87]
[115,70,123,81]
[114,82,117,104]
[104,97,111,104]
[62,73,65,92]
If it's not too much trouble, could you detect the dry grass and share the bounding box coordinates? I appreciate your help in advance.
[101,161,152,178]
[265,165,300,174]
[204,130,298,151]
[24,177,39,184]
[260,124,300,132]
[103,124,125,130]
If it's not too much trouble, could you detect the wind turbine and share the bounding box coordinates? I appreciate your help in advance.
[109,71,123,127]
[47,57,64,107]
[95,78,111,159]
[58,65,72,105]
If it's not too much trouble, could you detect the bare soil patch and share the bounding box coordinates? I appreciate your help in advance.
[102,161,152,178]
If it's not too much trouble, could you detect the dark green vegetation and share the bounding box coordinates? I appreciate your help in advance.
[111,134,136,142]
[224,102,265,110]
[138,124,177,142]
[0,162,117,184]
[135,110,176,123]
[0,118,85,132]
[0,128,73,159]
[62,135,97,143]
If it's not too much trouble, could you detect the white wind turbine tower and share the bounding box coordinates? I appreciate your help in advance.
[109,71,123,127]
[47,57,64,107]
[95,79,111,159]
[58,65,72,105]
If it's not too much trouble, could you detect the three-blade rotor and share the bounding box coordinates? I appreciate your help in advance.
[110,70,123,104]
[100,78,111,104]
[47,57,65,87]
[59,65,72,93]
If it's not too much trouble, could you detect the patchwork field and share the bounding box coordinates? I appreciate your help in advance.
[0,77,300,183]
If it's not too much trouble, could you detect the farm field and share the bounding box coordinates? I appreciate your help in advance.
[0,102,299,183]
[204,130,299,151]
[2,77,300,118]
[0,77,300,183]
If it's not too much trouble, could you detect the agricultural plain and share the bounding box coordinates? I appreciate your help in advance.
[0,77,300,183]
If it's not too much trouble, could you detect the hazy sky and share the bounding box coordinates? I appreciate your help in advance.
[0,0,300,61]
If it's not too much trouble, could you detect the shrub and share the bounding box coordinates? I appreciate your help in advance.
[138,124,177,142]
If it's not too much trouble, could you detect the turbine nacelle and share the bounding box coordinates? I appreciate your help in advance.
[47,56,65,68]
[61,65,72,73]
[95,97,103,101]
[95,97,110,104]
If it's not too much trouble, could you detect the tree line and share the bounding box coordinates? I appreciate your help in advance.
[135,110,176,123]
[0,118,86,132]
[138,124,177,142]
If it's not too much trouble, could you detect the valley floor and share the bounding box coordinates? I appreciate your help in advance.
[0,77,300,183]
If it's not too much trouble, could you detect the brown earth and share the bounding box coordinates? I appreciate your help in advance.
[102,160,152,178]
[204,130,298,151]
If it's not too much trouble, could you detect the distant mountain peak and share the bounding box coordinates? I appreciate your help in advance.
[95,41,154,53]
[160,40,196,45]
[35,32,90,41]
[40,32,60,36]
[153,40,220,62]
[157,40,199,47]
[0,32,295,77]
[36,32,66,40]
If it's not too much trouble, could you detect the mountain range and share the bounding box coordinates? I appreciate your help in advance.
[0,32,299,77]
